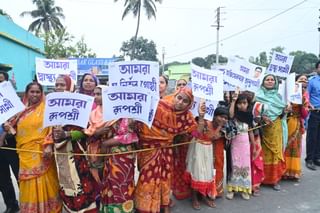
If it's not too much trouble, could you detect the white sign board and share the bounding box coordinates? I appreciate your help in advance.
[224,57,265,92]
[190,97,219,121]
[102,86,155,127]
[0,81,25,124]
[266,52,294,78]
[36,58,78,86]
[108,60,159,98]
[286,73,302,104]
[43,92,94,128]
[191,63,223,101]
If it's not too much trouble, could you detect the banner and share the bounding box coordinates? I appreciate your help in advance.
[286,73,302,104]
[107,60,160,127]
[224,57,265,92]
[0,81,25,124]
[266,52,294,78]
[190,97,219,121]
[278,80,287,103]
[218,66,236,91]
[108,61,160,97]
[36,58,78,86]
[72,58,117,75]
[191,63,223,101]
[102,86,155,127]
[43,92,94,128]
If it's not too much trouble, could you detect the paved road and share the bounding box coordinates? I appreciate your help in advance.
[1,135,320,213]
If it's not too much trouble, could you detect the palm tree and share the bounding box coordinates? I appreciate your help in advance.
[114,0,163,59]
[20,0,65,36]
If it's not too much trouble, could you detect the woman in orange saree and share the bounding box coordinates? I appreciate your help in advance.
[10,82,62,213]
[135,87,196,213]
[283,75,309,180]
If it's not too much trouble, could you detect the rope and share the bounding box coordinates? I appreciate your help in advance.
[0,124,267,157]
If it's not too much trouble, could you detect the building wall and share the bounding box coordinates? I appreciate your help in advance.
[0,15,45,91]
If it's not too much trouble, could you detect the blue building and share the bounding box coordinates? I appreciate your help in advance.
[0,15,45,92]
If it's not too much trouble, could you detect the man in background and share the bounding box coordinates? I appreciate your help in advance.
[305,61,320,170]
[0,71,20,213]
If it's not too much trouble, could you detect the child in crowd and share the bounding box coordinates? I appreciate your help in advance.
[226,92,252,200]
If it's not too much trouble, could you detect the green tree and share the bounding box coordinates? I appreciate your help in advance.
[191,57,206,68]
[250,51,268,67]
[191,54,228,69]
[114,0,163,59]
[204,54,228,68]
[40,29,96,59]
[20,0,65,36]
[289,51,318,74]
[0,9,12,20]
[120,36,158,61]
[40,28,73,58]
[69,36,96,58]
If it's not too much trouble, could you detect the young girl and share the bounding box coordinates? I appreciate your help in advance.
[226,92,252,200]
[184,105,229,210]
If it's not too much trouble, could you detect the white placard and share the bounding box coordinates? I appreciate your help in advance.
[244,65,266,92]
[278,80,287,103]
[224,57,265,92]
[43,92,94,128]
[36,58,78,86]
[108,60,160,98]
[218,66,237,91]
[266,52,294,78]
[286,73,302,104]
[191,63,223,101]
[0,81,25,124]
[102,86,154,127]
[190,97,219,121]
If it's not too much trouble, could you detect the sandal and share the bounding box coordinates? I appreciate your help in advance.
[203,197,216,208]
[226,191,234,200]
[252,190,261,197]
[273,184,281,191]
[192,199,201,210]
[241,192,250,200]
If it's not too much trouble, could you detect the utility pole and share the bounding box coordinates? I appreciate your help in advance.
[211,7,224,66]
[162,47,165,74]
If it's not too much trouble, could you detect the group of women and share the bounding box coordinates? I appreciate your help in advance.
[0,72,310,213]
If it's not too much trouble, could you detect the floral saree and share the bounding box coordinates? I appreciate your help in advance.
[15,101,62,213]
[135,100,196,213]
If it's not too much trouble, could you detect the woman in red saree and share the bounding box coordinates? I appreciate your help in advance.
[135,87,196,213]
[85,86,138,213]
[52,75,99,213]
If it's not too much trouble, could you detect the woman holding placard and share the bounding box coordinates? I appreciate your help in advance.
[52,75,100,213]
[5,82,62,213]
[283,74,309,180]
[135,87,196,213]
[255,74,290,191]
[85,85,138,213]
